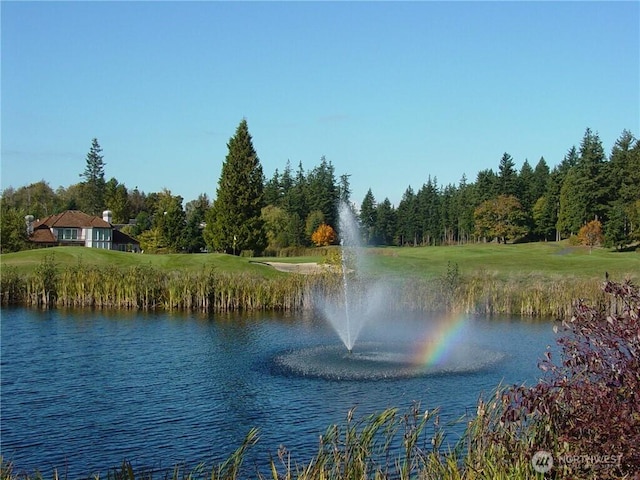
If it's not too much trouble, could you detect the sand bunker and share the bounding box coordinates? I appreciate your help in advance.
[254,261,337,274]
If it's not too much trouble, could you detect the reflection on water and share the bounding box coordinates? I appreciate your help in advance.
[0,308,555,477]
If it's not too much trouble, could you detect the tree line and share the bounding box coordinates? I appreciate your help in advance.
[1,120,639,254]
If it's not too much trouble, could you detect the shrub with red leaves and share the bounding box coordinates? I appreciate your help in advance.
[493,279,640,478]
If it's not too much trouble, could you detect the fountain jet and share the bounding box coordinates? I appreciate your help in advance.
[319,201,374,352]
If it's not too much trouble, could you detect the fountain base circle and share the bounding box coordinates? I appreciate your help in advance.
[271,342,504,381]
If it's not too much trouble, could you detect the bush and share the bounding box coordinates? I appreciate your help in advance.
[311,223,337,246]
[480,278,640,478]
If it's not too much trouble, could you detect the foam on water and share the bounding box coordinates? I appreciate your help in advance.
[271,342,505,381]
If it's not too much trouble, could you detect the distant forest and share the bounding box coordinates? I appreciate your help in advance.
[1,125,639,254]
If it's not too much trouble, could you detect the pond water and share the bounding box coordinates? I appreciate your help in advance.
[1,307,557,477]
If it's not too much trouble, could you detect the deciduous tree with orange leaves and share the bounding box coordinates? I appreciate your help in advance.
[311,223,336,246]
[577,219,604,252]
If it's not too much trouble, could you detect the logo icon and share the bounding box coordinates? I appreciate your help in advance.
[532,450,553,473]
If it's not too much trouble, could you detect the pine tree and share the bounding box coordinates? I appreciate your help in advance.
[79,138,106,215]
[306,156,338,229]
[517,159,535,211]
[416,177,440,245]
[498,152,518,197]
[396,186,418,246]
[455,174,475,244]
[287,161,308,243]
[359,188,377,245]
[547,147,578,240]
[204,119,266,255]
[605,130,640,248]
[440,184,457,244]
[558,129,608,235]
[474,169,499,204]
[263,168,282,207]
[531,157,550,205]
[338,174,352,205]
[374,198,396,245]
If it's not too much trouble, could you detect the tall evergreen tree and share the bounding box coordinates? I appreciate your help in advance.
[558,129,608,235]
[280,161,309,247]
[396,186,418,246]
[204,119,266,255]
[278,161,295,212]
[306,156,338,228]
[263,168,282,207]
[360,188,377,245]
[498,152,518,197]
[455,174,475,244]
[606,130,640,247]
[79,138,106,215]
[474,169,499,204]
[416,177,440,245]
[531,157,550,204]
[610,130,640,206]
[374,198,396,245]
[545,147,578,240]
[517,159,535,211]
[338,173,352,205]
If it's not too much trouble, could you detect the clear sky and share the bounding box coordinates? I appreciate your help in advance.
[2,1,638,207]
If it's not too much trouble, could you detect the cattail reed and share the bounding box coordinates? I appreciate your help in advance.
[0,255,613,318]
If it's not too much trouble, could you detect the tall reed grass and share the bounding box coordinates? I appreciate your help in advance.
[0,402,541,480]
[0,255,336,313]
[0,254,609,317]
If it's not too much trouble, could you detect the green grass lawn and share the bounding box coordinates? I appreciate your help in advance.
[0,247,284,278]
[1,242,638,282]
[363,242,640,281]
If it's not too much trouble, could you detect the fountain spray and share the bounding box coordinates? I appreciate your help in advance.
[340,238,353,353]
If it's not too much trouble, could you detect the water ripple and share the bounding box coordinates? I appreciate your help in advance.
[1,308,554,478]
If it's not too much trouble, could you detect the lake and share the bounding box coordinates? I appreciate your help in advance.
[0,307,557,478]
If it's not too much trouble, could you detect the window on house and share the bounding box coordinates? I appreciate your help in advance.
[92,228,112,249]
[61,228,79,240]
[93,228,112,242]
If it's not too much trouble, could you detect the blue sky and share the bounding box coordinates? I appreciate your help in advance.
[2,1,638,207]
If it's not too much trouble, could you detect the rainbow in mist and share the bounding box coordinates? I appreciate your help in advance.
[411,313,471,369]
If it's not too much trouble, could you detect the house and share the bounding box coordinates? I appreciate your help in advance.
[26,210,141,252]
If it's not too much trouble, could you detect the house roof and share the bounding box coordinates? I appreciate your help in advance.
[33,210,111,229]
[113,229,140,245]
[29,226,56,243]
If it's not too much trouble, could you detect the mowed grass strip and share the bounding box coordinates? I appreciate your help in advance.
[0,247,285,278]
[1,242,638,281]
[362,242,639,281]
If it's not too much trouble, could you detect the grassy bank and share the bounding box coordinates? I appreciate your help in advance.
[3,242,637,280]
[1,243,637,316]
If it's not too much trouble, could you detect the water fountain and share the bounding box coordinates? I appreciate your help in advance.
[271,201,505,381]
[329,201,371,352]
